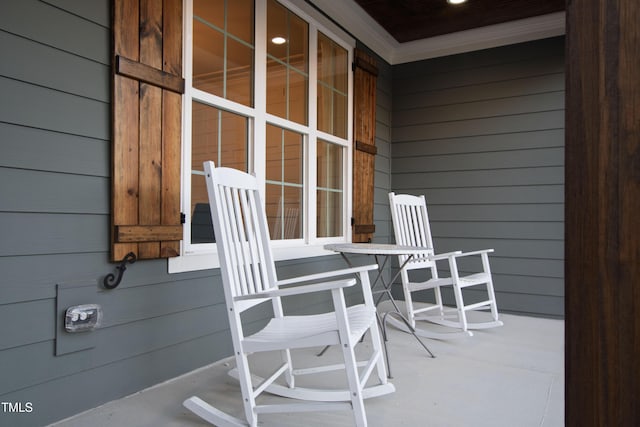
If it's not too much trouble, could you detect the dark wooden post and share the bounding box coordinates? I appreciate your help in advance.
[565,0,640,425]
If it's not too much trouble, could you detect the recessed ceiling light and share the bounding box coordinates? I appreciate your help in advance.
[447,0,467,4]
[271,36,286,45]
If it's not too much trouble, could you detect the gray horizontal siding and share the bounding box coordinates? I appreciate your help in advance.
[0,300,55,351]
[437,237,563,262]
[0,169,109,213]
[0,212,108,256]
[427,203,564,222]
[0,302,227,394]
[1,122,109,176]
[393,128,564,156]
[393,110,563,141]
[41,0,111,27]
[1,333,228,427]
[394,92,564,126]
[0,31,110,101]
[0,1,240,425]
[0,0,110,64]
[391,36,565,318]
[396,148,564,173]
[1,76,109,139]
[396,73,565,109]
[393,38,564,89]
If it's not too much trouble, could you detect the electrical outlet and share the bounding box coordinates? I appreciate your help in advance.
[64,304,102,332]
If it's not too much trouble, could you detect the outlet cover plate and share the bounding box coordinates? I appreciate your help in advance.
[56,282,99,356]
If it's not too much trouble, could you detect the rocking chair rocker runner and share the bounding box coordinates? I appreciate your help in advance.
[183,161,394,427]
[388,192,503,338]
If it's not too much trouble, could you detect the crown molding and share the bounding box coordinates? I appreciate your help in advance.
[391,11,566,64]
[308,1,565,65]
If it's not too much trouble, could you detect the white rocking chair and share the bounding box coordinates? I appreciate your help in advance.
[388,192,503,339]
[183,161,394,427]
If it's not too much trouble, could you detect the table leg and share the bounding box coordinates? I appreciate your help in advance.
[372,255,436,364]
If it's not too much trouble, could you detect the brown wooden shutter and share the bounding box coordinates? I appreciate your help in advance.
[352,49,378,243]
[111,0,184,261]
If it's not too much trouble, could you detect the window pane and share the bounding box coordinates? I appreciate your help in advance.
[194,0,224,29]
[266,184,302,240]
[317,84,332,137]
[266,124,303,240]
[332,91,347,139]
[193,0,254,107]
[227,0,254,43]
[288,69,308,125]
[317,190,343,238]
[317,32,347,138]
[266,59,287,119]
[288,12,308,74]
[266,0,287,59]
[317,139,343,237]
[191,102,248,243]
[266,0,308,125]
[283,129,303,185]
[333,41,348,93]
[226,38,253,105]
[265,124,283,182]
[317,33,333,87]
[193,19,224,96]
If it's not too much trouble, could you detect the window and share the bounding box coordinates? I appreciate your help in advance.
[170,0,355,272]
[111,0,376,266]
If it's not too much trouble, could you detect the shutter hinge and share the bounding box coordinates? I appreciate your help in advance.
[180,212,186,224]
[352,61,356,72]
[351,217,355,226]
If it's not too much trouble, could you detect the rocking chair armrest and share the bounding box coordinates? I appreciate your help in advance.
[424,251,462,261]
[233,278,356,302]
[276,264,379,287]
[450,248,494,258]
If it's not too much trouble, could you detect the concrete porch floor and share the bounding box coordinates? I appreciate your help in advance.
[50,310,564,427]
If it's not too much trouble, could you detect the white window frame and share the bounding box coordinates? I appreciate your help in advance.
[169,0,355,273]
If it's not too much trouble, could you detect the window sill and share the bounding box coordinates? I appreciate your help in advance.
[167,244,338,274]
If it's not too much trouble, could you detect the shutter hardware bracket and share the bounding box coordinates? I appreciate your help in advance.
[103,252,137,290]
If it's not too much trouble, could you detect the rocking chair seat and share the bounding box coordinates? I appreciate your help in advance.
[244,304,376,353]
[410,272,491,292]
